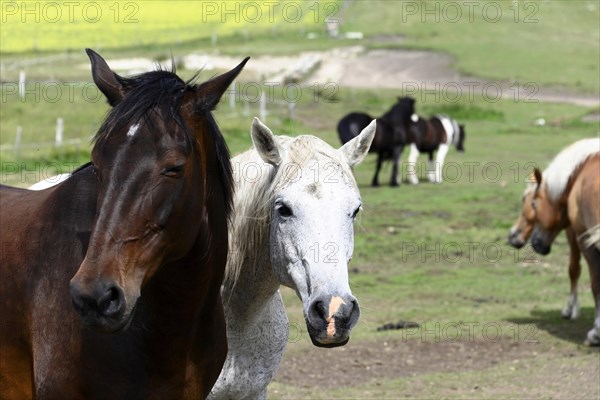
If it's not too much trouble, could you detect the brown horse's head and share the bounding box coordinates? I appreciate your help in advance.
[508,176,536,249]
[70,49,247,332]
[530,168,569,255]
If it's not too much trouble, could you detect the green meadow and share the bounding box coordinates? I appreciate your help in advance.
[1,0,599,397]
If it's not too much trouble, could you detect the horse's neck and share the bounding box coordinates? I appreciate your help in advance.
[223,246,281,322]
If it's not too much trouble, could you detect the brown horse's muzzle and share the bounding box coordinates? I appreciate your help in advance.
[69,274,130,332]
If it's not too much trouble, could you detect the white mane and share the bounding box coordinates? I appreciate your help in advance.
[542,138,600,201]
[224,135,356,293]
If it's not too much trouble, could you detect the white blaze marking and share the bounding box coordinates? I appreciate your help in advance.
[127,123,140,138]
[411,113,419,122]
[326,296,346,338]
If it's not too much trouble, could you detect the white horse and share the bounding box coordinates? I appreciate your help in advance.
[208,118,376,400]
[406,114,465,184]
[27,173,71,190]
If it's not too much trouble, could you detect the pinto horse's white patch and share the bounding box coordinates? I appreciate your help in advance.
[437,115,455,145]
[127,123,140,138]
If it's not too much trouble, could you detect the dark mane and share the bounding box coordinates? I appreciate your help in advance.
[381,96,415,124]
[204,112,234,220]
[92,68,233,220]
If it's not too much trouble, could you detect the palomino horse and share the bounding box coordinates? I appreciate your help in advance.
[0,49,247,398]
[528,138,600,345]
[509,176,582,320]
[337,97,415,186]
[209,118,376,399]
[406,114,465,184]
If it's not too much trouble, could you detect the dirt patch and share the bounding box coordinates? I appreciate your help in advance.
[274,337,540,389]
[582,112,600,123]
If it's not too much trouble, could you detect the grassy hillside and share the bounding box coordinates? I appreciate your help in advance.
[341,0,600,93]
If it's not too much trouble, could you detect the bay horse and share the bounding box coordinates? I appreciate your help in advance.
[209,118,376,399]
[406,114,465,184]
[509,176,582,320]
[337,96,415,186]
[0,49,247,398]
[528,138,600,345]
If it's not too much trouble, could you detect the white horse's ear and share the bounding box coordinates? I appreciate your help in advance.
[340,119,376,168]
[251,117,281,166]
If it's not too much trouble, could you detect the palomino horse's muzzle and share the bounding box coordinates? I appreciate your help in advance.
[508,227,526,249]
[531,228,552,255]
[305,293,360,348]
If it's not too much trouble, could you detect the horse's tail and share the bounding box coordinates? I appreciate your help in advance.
[337,112,373,145]
[580,224,600,250]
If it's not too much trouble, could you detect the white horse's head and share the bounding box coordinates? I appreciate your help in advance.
[251,117,375,347]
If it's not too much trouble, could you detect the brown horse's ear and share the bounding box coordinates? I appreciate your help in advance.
[86,48,125,106]
[533,168,543,185]
[196,57,250,111]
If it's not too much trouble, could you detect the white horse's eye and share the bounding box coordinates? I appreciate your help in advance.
[351,205,361,219]
[276,203,293,218]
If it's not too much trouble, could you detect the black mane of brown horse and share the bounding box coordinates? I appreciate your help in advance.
[0,50,247,399]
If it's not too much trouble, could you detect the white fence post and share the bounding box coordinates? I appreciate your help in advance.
[14,126,22,158]
[288,100,295,121]
[243,99,250,116]
[55,118,63,147]
[259,92,267,122]
[19,71,26,101]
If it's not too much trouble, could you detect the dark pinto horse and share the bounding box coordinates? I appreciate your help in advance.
[337,96,415,186]
[406,114,465,184]
[0,49,247,399]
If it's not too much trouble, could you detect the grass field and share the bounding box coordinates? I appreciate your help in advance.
[1,0,599,398]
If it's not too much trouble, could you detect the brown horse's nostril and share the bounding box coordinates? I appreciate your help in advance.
[97,287,123,317]
[70,281,124,319]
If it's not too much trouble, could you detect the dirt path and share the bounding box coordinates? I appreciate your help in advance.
[311,47,600,108]
[86,45,598,108]
[180,45,599,107]
[272,336,600,398]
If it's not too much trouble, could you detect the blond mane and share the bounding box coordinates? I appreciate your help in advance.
[541,138,600,201]
[224,135,356,294]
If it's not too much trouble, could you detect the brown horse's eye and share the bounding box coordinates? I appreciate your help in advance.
[161,164,185,178]
[92,164,102,181]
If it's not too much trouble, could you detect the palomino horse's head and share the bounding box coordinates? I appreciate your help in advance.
[70,49,246,332]
[508,177,536,249]
[530,168,569,255]
[251,118,376,347]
